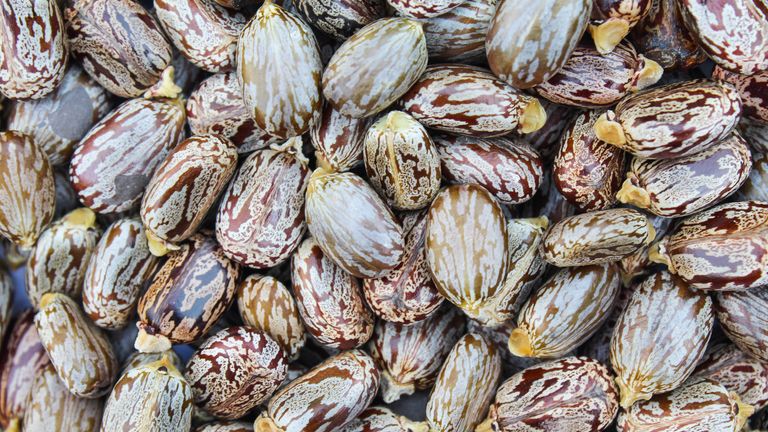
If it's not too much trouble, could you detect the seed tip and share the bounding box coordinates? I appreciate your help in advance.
[520,99,547,134]
[589,19,630,55]
[634,57,664,91]
[508,327,534,357]
[475,417,495,432]
[594,112,626,146]
[135,326,172,353]
[255,415,284,432]
[64,207,97,229]
[616,177,651,209]
[732,392,755,431]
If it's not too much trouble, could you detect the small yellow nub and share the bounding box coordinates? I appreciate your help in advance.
[270,137,309,166]
[508,327,534,357]
[594,112,627,146]
[589,19,630,55]
[648,240,673,271]
[616,377,652,409]
[645,219,656,245]
[520,99,547,134]
[38,292,59,310]
[616,177,651,209]
[134,326,172,353]
[732,392,755,432]
[144,66,182,100]
[145,230,178,257]
[380,370,416,403]
[475,417,495,432]
[255,415,285,432]
[63,207,97,229]
[634,57,664,91]
[5,417,20,432]
[522,216,550,231]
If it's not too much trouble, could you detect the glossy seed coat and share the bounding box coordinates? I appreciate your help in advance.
[82,218,159,330]
[311,102,369,172]
[589,0,652,54]
[715,288,768,363]
[237,1,322,139]
[0,131,55,248]
[610,271,713,408]
[322,18,427,118]
[714,67,768,124]
[369,305,465,403]
[34,293,118,398]
[237,274,306,361]
[694,344,768,411]
[422,0,496,63]
[295,0,385,40]
[386,0,462,18]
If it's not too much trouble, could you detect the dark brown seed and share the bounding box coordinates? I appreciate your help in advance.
[713,66,768,124]
[311,101,370,172]
[295,0,386,41]
[422,0,497,64]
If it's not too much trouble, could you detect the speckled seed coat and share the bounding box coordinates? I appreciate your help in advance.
[422,0,497,63]
[678,0,768,75]
[738,151,768,201]
[305,170,405,278]
[616,378,752,432]
[425,333,501,432]
[610,271,713,408]
[589,0,652,54]
[101,357,194,432]
[364,111,441,210]
[311,102,369,172]
[511,264,621,359]
[25,209,101,308]
[694,344,768,411]
[485,0,590,89]
[617,132,752,217]
[401,65,545,137]
[322,18,427,118]
[64,0,172,98]
[0,311,49,430]
[536,40,661,108]
[6,65,113,166]
[82,218,159,330]
[136,234,240,350]
[294,0,385,41]
[651,201,768,291]
[369,305,465,403]
[0,131,55,248]
[216,145,309,269]
[237,274,306,361]
[554,110,627,211]
[715,288,768,363]
[337,406,424,432]
[0,0,68,99]
[629,0,707,70]
[69,97,186,214]
[579,284,634,367]
[435,135,543,206]
[23,363,104,432]
[186,73,278,153]
[291,237,374,350]
[541,208,654,267]
[0,269,11,344]
[741,117,768,153]
[714,67,768,124]
[386,0,461,18]
[426,184,508,319]
[34,293,118,398]
[196,421,254,432]
[477,357,619,432]
[119,350,184,378]
[256,350,380,432]
[472,217,548,327]
[237,1,321,139]
[362,212,443,324]
[617,215,674,286]
[141,134,237,249]
[594,80,742,160]
[154,0,246,73]
[185,327,287,419]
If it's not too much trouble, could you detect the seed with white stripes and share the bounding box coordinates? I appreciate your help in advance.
[715,288,768,363]
[294,0,386,41]
[422,0,497,63]
[310,102,369,172]
[694,343,768,411]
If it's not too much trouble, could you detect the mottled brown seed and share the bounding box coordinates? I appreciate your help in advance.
[364,111,441,211]
[0,131,55,248]
[616,132,752,217]
[714,288,768,363]
[237,274,306,361]
[630,0,706,70]
[368,305,465,403]
[713,66,768,124]
[610,271,713,408]
[6,65,113,166]
[362,212,443,325]
[291,237,374,350]
[737,151,768,201]
[25,208,100,309]
[305,169,405,278]
[136,234,240,352]
[422,0,497,63]
[295,0,386,40]
[0,0,68,99]
[425,333,501,432]
[554,110,627,211]
[337,406,426,432]
[477,357,619,432]
[509,264,621,359]
[617,215,675,286]
[34,293,118,398]
[82,218,159,330]
[401,65,546,137]
[255,349,380,432]
[386,0,461,18]
[238,1,322,139]
[65,0,173,98]
[694,344,768,411]
[426,184,508,320]
[579,283,634,368]
[593,80,743,160]
[216,142,309,269]
[486,0,590,89]
[589,0,652,54]
[541,208,654,267]
[322,17,427,118]
[311,102,370,172]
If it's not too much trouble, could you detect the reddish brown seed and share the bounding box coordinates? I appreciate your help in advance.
[519,101,579,163]
[186,73,279,153]
[368,305,465,403]
[422,0,497,64]
[435,134,544,205]
[0,311,50,431]
[311,101,370,172]
[554,110,627,211]
[185,327,287,420]
[588,0,653,54]
[714,288,768,363]
[337,406,426,432]
[135,234,240,352]
[362,212,443,325]
[401,64,546,137]
[738,151,768,202]
[294,0,386,41]
[291,237,374,350]
[694,344,768,411]
[714,66,768,124]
